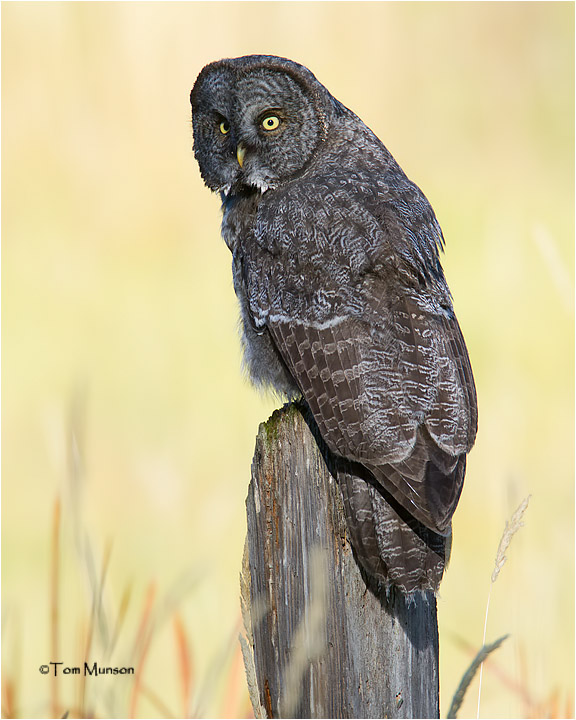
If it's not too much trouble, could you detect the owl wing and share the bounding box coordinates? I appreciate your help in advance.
[246,180,477,535]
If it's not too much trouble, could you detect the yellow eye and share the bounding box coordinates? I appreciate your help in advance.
[219,121,230,134]
[261,115,280,131]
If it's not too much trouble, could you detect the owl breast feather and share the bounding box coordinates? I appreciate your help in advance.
[221,191,301,398]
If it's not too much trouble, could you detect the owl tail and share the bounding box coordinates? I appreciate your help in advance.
[337,464,449,595]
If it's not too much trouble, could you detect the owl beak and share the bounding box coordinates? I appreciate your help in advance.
[236,143,246,168]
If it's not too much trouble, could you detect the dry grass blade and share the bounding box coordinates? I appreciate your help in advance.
[476,495,531,718]
[491,495,531,583]
[2,677,16,718]
[77,538,114,715]
[109,582,133,656]
[190,622,245,718]
[447,635,509,719]
[78,613,94,716]
[129,582,157,718]
[220,639,248,718]
[173,612,194,716]
[51,497,62,719]
[2,606,21,719]
[279,546,328,717]
[137,683,177,718]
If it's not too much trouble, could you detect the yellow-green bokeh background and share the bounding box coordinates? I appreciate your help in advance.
[2,2,574,717]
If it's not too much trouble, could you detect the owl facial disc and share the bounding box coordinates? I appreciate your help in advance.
[190,55,330,195]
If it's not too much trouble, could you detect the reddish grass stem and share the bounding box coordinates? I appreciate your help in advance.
[173,613,193,715]
[129,582,156,718]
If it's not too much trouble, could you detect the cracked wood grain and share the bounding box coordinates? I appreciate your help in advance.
[243,403,440,719]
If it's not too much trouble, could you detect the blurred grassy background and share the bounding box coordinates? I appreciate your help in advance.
[2,2,573,717]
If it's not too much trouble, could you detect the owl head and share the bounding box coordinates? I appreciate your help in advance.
[190,55,339,195]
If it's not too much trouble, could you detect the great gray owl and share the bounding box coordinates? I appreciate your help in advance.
[190,55,477,594]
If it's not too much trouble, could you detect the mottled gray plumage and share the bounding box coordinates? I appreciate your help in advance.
[190,55,477,593]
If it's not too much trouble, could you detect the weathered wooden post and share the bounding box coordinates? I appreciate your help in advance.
[242,404,440,719]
